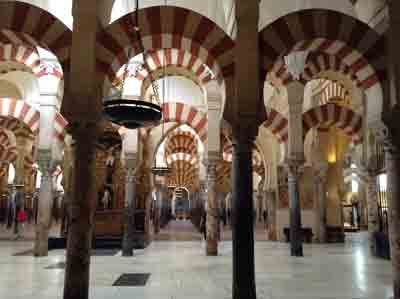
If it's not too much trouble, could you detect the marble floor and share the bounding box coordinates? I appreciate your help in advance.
[0,234,394,299]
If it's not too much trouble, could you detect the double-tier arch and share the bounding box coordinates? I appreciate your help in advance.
[97,5,235,121]
[259,9,386,125]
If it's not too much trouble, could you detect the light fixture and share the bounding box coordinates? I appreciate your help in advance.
[103,0,162,129]
[152,0,172,177]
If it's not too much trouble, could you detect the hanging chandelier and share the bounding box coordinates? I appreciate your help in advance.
[151,0,172,177]
[103,0,162,129]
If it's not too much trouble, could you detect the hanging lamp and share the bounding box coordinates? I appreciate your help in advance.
[151,0,172,177]
[103,0,162,129]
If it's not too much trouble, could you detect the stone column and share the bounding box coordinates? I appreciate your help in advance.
[14,134,27,187]
[314,164,329,243]
[122,153,137,257]
[34,150,54,257]
[365,171,379,255]
[382,129,400,298]
[63,124,99,299]
[153,181,163,234]
[232,132,257,299]
[286,160,304,257]
[205,152,219,256]
[266,189,277,241]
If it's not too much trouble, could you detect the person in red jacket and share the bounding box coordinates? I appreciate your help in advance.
[16,208,26,240]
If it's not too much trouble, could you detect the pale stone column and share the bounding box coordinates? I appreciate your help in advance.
[266,189,277,241]
[205,152,219,256]
[122,153,137,257]
[153,183,161,234]
[14,135,27,187]
[34,150,54,257]
[314,163,329,243]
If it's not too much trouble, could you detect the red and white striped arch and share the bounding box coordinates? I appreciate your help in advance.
[0,98,40,134]
[263,108,289,143]
[114,49,213,87]
[0,144,17,165]
[0,43,40,74]
[0,118,20,132]
[24,154,36,176]
[98,6,235,88]
[318,80,349,105]
[167,159,199,189]
[0,129,13,148]
[302,103,363,144]
[166,153,198,166]
[165,130,198,157]
[0,2,72,69]
[162,102,207,143]
[260,9,386,91]
[54,112,68,142]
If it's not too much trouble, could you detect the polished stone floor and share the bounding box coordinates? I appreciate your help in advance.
[0,233,393,299]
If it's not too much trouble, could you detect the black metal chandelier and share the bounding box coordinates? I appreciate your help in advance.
[151,0,172,177]
[103,0,162,129]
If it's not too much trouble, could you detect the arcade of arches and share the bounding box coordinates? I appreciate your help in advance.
[0,1,399,299]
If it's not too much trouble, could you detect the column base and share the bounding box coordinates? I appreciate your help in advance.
[206,239,218,256]
[268,229,277,241]
[122,251,134,257]
[34,228,49,257]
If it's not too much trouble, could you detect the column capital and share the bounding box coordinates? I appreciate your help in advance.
[284,51,309,81]
[204,151,221,166]
[122,152,138,170]
[66,120,102,142]
[37,149,56,176]
[284,158,306,179]
[314,162,329,182]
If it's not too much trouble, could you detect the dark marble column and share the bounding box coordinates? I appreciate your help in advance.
[122,162,137,257]
[63,125,98,299]
[365,171,379,255]
[384,135,400,298]
[232,134,256,299]
[286,160,304,257]
[314,164,328,243]
[206,153,219,256]
[266,189,277,241]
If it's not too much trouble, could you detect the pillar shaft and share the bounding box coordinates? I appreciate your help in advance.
[366,173,379,255]
[266,190,277,241]
[318,177,328,243]
[34,150,53,257]
[63,126,98,299]
[385,141,400,298]
[232,135,256,299]
[122,168,136,256]
[287,162,303,257]
[314,166,328,243]
[206,155,219,256]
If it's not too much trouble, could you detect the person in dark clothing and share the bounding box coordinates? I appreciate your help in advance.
[199,211,207,240]
[263,210,268,229]
[221,208,227,226]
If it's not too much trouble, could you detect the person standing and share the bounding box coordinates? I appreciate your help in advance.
[199,211,207,241]
[16,208,26,239]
